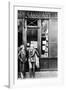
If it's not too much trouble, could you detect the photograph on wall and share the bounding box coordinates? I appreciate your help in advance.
[17,10,58,79]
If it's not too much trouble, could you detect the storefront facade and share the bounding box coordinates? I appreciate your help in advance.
[18,10,58,71]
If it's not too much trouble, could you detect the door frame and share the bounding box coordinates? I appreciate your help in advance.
[24,19,41,55]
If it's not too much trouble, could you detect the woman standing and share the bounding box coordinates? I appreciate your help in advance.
[28,45,36,78]
[18,45,27,78]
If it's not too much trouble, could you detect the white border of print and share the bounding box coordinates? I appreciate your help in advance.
[9,1,64,88]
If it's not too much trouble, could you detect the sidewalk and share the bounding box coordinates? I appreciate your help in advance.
[25,71,57,78]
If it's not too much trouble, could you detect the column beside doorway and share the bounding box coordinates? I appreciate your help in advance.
[38,19,41,56]
[23,19,27,48]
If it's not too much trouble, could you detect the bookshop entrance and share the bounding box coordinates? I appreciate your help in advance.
[18,11,58,72]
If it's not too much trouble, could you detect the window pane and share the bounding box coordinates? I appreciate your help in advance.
[27,18,37,26]
[49,43,57,57]
[49,18,58,57]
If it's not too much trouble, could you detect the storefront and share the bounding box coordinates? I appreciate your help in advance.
[18,10,58,71]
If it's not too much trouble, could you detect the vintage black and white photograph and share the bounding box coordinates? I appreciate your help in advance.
[17,10,58,79]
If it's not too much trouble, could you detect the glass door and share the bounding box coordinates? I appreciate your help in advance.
[27,28,38,49]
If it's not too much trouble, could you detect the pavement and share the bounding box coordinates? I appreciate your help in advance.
[25,71,57,78]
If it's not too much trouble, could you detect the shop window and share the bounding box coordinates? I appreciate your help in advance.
[41,20,49,57]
